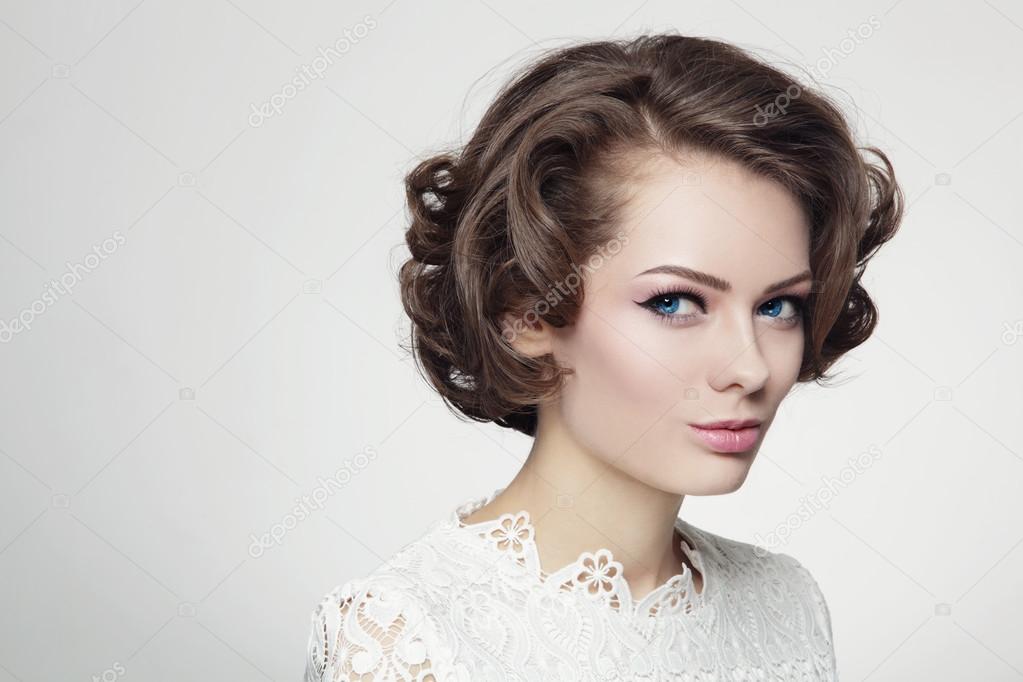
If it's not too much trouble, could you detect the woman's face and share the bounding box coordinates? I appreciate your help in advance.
[547,151,812,495]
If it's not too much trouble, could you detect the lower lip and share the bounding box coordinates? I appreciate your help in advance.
[689,425,761,453]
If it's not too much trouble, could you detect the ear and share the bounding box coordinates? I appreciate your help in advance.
[498,311,555,358]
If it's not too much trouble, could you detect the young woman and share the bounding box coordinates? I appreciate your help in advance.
[305,32,902,681]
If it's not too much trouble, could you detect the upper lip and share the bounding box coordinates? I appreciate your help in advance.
[690,418,762,430]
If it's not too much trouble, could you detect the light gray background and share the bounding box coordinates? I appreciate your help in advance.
[1,1,1021,680]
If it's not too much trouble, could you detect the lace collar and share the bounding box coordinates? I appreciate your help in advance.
[446,487,709,620]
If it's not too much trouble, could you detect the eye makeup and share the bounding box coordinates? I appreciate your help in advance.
[638,286,807,328]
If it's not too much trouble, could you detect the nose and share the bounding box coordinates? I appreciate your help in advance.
[707,312,770,395]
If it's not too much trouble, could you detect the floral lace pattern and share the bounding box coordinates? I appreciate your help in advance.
[305,487,838,681]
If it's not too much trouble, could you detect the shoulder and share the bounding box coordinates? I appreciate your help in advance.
[303,575,453,682]
[684,518,824,587]
[682,520,836,648]
[303,522,461,682]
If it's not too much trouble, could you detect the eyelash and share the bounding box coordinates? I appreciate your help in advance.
[642,287,807,327]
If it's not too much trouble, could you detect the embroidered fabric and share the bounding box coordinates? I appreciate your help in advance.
[304,486,838,681]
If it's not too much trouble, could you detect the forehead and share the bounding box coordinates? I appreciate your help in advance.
[605,153,811,288]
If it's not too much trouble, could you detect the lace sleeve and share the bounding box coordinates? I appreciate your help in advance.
[775,552,838,679]
[304,579,443,681]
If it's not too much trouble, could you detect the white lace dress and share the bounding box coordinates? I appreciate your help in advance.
[304,487,837,681]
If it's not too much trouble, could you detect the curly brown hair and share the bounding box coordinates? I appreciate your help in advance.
[397,33,904,438]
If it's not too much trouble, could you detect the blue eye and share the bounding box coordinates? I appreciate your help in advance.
[640,289,806,327]
[758,297,803,322]
[642,288,707,323]
[651,295,693,316]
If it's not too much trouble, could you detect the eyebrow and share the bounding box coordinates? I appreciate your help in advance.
[634,264,813,295]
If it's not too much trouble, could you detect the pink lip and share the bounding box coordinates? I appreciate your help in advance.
[689,424,761,453]
[691,418,761,430]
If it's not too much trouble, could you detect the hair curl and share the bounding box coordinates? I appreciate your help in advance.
[397,33,904,438]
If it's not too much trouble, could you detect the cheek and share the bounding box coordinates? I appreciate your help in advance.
[759,326,806,389]
[555,306,691,449]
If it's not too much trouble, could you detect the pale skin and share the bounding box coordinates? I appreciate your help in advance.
[463,149,814,602]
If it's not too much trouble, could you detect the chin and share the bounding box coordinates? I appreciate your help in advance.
[677,475,751,496]
[670,448,759,496]
[683,472,751,495]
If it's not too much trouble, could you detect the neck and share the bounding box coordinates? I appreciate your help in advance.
[464,408,695,600]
